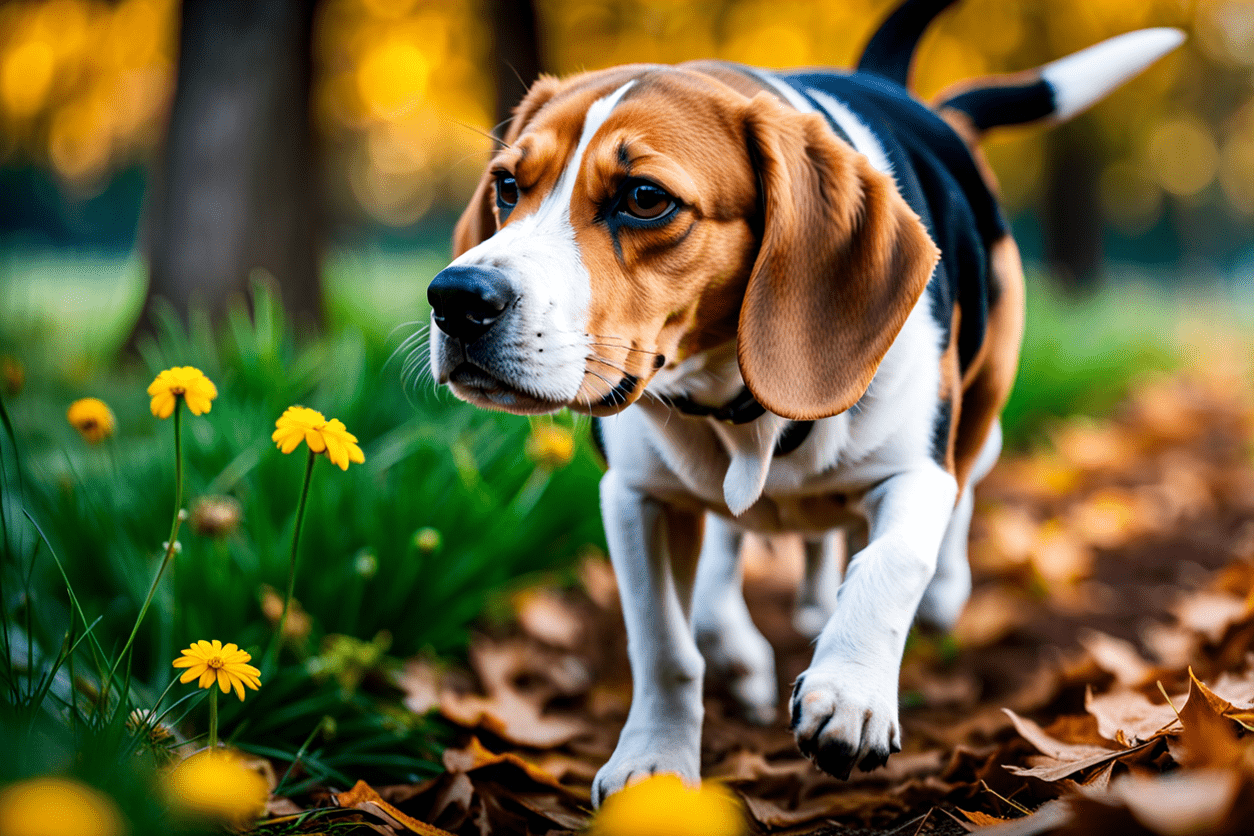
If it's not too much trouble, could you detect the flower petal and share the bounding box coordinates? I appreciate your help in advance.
[179,666,206,684]
[232,676,246,701]
[172,657,200,668]
[347,442,365,465]
[198,669,216,689]
[217,669,231,693]
[151,392,175,419]
[304,428,326,453]
[184,393,210,415]
[323,436,348,470]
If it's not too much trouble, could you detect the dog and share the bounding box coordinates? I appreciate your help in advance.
[422,0,1183,805]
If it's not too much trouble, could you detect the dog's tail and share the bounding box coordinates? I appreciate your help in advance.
[937,28,1185,135]
[856,0,959,88]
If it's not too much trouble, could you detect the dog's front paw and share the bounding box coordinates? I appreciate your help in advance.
[592,724,702,807]
[790,664,901,778]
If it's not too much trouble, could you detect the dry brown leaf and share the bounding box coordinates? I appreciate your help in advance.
[1107,770,1242,836]
[1078,629,1158,688]
[958,807,1013,826]
[512,588,583,649]
[336,780,457,836]
[1084,686,1179,743]
[1030,522,1095,589]
[1169,670,1247,769]
[395,658,441,715]
[578,555,618,610]
[1050,418,1139,473]
[1171,590,1249,644]
[1069,489,1144,549]
[970,799,1074,836]
[439,689,589,749]
[953,584,1034,649]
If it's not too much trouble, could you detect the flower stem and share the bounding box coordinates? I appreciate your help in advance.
[273,449,315,663]
[102,401,185,706]
[208,687,218,749]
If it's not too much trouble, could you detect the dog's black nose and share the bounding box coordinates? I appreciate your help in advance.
[427,265,516,343]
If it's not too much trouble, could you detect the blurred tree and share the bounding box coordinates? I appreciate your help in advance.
[142,0,321,329]
[1042,122,1104,291]
[487,0,544,135]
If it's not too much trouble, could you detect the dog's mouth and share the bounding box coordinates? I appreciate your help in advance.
[447,362,567,415]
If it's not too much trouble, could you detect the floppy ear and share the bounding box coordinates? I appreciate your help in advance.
[452,75,565,257]
[737,93,940,421]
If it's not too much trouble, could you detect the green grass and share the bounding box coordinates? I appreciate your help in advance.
[1002,273,1185,447]
[1,256,607,832]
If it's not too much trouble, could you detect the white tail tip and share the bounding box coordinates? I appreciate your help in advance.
[1042,27,1186,121]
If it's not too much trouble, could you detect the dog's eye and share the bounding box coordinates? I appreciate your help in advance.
[622,182,675,221]
[495,174,519,208]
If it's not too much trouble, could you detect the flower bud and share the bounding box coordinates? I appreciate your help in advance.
[190,496,242,538]
[354,549,379,579]
[414,527,441,554]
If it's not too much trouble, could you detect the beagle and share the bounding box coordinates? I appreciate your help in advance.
[421,0,1183,805]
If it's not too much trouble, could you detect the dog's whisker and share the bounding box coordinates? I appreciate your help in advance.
[586,355,632,375]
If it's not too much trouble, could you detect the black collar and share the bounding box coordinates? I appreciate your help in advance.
[658,387,766,424]
[657,387,814,457]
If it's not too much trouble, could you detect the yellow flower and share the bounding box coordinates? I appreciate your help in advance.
[271,406,365,470]
[592,775,746,836]
[66,398,116,444]
[526,424,575,468]
[165,749,269,826]
[0,777,125,836]
[172,640,262,701]
[148,366,217,419]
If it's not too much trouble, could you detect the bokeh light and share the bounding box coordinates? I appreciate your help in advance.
[0,0,1252,242]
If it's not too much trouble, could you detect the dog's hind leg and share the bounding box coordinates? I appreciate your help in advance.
[917,420,1002,631]
[692,513,778,725]
[793,525,859,638]
[593,473,706,806]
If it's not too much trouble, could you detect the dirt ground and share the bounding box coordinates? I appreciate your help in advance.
[324,368,1254,835]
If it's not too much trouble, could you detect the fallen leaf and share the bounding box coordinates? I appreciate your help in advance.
[1079,629,1158,688]
[1171,590,1249,644]
[1084,686,1179,743]
[1108,769,1242,836]
[336,781,456,835]
[513,588,584,649]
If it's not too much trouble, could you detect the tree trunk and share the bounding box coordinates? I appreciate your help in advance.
[1041,120,1104,292]
[143,0,320,332]
[487,0,544,137]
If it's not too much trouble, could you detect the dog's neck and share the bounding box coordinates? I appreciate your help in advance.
[646,340,745,407]
[642,340,789,515]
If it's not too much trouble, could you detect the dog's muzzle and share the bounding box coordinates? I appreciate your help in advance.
[428,265,516,344]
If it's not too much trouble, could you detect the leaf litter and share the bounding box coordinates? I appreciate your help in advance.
[262,363,1254,834]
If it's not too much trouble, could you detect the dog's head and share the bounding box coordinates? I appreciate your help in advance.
[426,66,939,420]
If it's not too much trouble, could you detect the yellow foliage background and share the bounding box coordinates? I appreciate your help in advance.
[0,0,1248,236]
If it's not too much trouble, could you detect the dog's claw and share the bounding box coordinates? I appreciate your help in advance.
[790,663,900,781]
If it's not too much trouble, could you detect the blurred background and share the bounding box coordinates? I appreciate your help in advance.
[2,0,1252,340]
[3,0,1254,814]
[2,1,1254,822]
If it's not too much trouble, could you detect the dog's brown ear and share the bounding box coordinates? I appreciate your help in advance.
[452,76,565,257]
[737,92,940,421]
